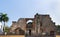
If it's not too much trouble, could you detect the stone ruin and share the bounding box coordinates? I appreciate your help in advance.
[9,13,56,37]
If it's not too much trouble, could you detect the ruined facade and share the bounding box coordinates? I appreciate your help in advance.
[9,13,56,36]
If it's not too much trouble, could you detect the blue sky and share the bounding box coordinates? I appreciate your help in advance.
[0,0,60,26]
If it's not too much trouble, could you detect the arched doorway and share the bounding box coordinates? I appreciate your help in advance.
[26,20,33,35]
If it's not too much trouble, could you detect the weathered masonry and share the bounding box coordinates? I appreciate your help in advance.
[9,13,56,37]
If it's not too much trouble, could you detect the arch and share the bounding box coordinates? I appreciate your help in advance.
[25,18,34,28]
[27,20,33,24]
[26,19,33,28]
[25,18,34,35]
[15,27,25,35]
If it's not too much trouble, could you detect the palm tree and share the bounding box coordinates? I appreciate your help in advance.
[0,13,3,22]
[2,13,9,33]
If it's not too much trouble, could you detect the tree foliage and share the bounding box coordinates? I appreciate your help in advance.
[2,13,9,22]
[56,25,60,31]
[0,13,9,34]
[0,13,3,22]
[4,26,10,33]
[56,25,60,34]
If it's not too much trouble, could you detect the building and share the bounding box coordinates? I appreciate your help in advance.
[9,13,56,37]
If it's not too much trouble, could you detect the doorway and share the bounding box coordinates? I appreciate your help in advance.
[50,31,54,35]
[29,29,31,35]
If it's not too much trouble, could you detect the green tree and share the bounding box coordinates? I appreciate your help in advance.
[1,13,9,33]
[0,13,3,22]
[4,26,10,33]
[56,25,60,31]
[56,25,60,34]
